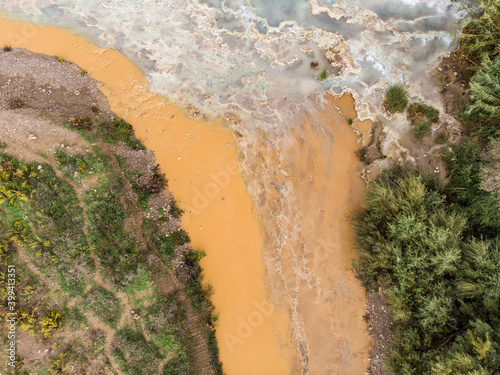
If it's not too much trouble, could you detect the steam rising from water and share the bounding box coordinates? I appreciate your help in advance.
[0,0,460,122]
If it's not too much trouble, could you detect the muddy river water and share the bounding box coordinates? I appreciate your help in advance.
[0,1,455,371]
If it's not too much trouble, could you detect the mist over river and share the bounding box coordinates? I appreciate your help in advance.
[0,0,462,373]
[0,0,460,121]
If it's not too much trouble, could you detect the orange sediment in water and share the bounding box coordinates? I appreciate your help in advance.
[247,93,371,374]
[0,15,371,374]
[0,15,290,374]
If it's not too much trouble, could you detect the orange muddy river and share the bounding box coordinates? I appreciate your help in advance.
[0,15,371,374]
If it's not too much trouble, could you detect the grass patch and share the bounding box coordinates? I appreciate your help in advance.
[55,148,109,182]
[434,131,448,144]
[65,306,88,330]
[65,116,145,148]
[98,118,145,150]
[383,84,408,114]
[112,328,162,375]
[407,103,439,124]
[144,294,187,357]
[84,286,122,327]
[0,153,94,297]
[319,68,328,81]
[84,177,139,286]
[407,102,439,140]
[114,153,127,168]
[159,230,190,259]
[123,266,155,310]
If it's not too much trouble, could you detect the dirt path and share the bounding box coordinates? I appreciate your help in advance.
[86,315,123,375]
[151,257,215,375]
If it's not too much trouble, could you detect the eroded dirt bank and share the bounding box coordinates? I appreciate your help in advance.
[0,15,372,374]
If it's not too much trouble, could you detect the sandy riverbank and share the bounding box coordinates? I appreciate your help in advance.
[0,14,372,374]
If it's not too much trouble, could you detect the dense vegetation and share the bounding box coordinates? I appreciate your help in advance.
[356,166,500,374]
[459,0,500,61]
[463,55,500,137]
[356,1,500,373]
[460,0,500,138]
[0,115,221,374]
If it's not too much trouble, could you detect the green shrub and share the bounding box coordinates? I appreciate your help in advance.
[443,139,500,238]
[407,103,440,124]
[383,84,409,114]
[413,120,432,140]
[128,165,167,209]
[162,357,191,375]
[169,199,184,218]
[463,55,500,137]
[459,0,500,61]
[156,230,190,258]
[67,116,92,131]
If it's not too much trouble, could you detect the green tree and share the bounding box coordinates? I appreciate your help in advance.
[463,55,500,133]
[459,0,500,60]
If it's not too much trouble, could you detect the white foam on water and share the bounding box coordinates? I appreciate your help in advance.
[0,0,461,123]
